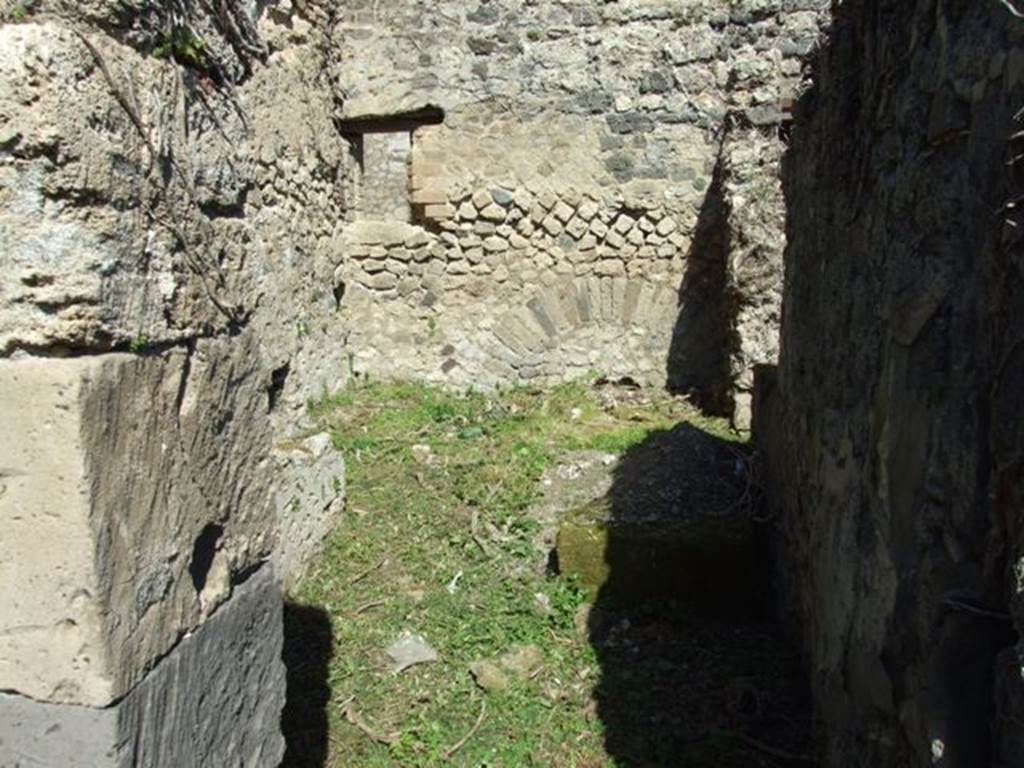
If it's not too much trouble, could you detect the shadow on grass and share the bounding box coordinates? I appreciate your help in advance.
[281,602,333,768]
[576,423,816,767]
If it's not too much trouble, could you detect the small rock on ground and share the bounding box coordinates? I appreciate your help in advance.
[470,644,544,692]
[386,632,439,673]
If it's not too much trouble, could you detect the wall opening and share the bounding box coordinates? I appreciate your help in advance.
[339,106,445,223]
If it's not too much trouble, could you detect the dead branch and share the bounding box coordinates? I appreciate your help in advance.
[148,211,242,322]
[442,699,487,760]
[348,557,388,585]
[341,699,401,745]
[470,509,491,557]
[353,598,386,615]
[73,30,157,161]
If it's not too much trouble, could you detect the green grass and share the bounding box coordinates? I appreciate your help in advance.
[284,380,810,767]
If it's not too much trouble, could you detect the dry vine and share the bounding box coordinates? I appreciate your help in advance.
[64,0,273,329]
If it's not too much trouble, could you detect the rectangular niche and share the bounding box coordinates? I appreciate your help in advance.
[340,107,444,224]
[360,131,412,221]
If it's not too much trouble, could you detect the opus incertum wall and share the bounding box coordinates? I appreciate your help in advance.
[329,0,828,426]
[338,201,687,388]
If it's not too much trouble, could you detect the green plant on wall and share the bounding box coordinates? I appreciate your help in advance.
[153,25,209,71]
[128,334,151,353]
[6,1,35,22]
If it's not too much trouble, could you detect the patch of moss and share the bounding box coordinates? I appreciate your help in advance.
[557,498,766,616]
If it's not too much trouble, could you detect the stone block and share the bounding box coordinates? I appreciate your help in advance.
[1,689,120,767]
[348,221,419,247]
[411,188,448,205]
[595,259,626,277]
[542,216,564,236]
[471,189,492,209]
[0,335,275,706]
[423,204,456,220]
[404,229,431,249]
[577,200,600,221]
[565,217,588,239]
[613,214,636,233]
[483,236,509,252]
[552,200,575,223]
[0,23,260,355]
[491,187,515,206]
[655,216,678,236]
[412,161,444,179]
[0,565,285,767]
[366,272,399,290]
[480,203,508,222]
[606,111,655,134]
[518,218,537,237]
[272,433,345,590]
[385,258,409,276]
[553,283,582,328]
[622,281,643,324]
[509,233,530,250]
[513,189,534,211]
[397,276,420,296]
[605,229,625,249]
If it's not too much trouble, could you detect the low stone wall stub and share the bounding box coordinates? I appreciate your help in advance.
[0,564,285,768]
[273,432,346,591]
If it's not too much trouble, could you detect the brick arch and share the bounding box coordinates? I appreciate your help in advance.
[481,277,680,385]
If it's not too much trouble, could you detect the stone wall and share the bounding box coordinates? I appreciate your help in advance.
[757,1,1024,766]
[0,1,346,761]
[330,0,828,425]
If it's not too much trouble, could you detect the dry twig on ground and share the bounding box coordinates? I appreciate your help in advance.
[442,699,487,760]
[348,557,388,585]
[340,699,401,745]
